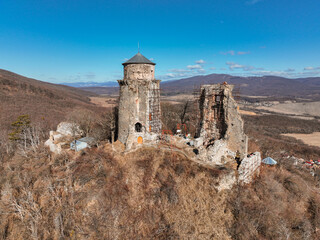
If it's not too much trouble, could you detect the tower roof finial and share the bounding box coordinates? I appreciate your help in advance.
[138,41,140,53]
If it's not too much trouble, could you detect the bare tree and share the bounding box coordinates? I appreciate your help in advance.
[8,115,45,156]
[66,109,95,137]
[1,184,42,240]
[179,101,190,124]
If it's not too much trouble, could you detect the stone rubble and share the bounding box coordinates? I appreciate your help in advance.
[45,122,82,154]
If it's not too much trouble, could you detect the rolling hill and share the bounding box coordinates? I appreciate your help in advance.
[0,69,99,132]
[161,74,320,98]
[78,74,320,100]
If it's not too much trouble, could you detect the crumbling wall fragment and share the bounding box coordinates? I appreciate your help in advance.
[196,83,248,165]
[238,152,262,184]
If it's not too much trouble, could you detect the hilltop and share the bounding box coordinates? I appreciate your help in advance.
[1,69,320,239]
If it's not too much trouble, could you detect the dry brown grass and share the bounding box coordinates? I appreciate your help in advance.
[282,132,320,148]
[228,162,320,240]
[89,97,117,108]
[0,145,235,239]
[0,69,103,133]
[2,90,320,239]
[243,114,320,159]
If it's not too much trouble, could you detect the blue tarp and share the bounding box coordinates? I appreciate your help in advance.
[70,137,95,151]
[70,140,88,151]
[262,157,277,165]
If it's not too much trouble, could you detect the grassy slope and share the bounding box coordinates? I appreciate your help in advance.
[1,143,320,239]
[0,146,234,239]
[0,69,99,131]
[243,114,320,160]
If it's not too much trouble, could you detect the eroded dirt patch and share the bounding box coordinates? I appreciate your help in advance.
[239,110,257,116]
[90,96,117,108]
[282,132,320,147]
[257,101,320,117]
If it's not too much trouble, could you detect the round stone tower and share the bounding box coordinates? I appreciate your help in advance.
[117,52,161,147]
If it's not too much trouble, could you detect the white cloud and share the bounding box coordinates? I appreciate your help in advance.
[67,72,96,82]
[304,67,314,70]
[169,68,191,73]
[187,64,202,70]
[197,69,206,74]
[237,51,250,55]
[226,62,255,71]
[165,73,176,78]
[221,50,235,56]
[210,67,216,70]
[195,59,206,64]
[304,66,320,70]
[250,70,320,78]
[285,68,295,72]
[163,62,207,80]
[162,72,192,80]
[250,70,287,76]
[221,50,250,55]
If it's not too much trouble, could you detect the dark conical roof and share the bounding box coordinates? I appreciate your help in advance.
[123,52,155,65]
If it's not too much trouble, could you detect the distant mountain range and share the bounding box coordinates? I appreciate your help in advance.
[76,74,320,100]
[161,74,320,98]
[61,81,118,88]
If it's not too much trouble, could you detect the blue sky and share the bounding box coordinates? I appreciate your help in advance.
[0,0,319,83]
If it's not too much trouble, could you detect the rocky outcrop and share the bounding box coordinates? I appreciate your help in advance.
[45,122,82,154]
[56,122,82,136]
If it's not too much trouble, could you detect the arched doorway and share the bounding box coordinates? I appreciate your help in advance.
[135,122,142,132]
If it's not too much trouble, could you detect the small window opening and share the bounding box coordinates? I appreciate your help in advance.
[135,122,142,132]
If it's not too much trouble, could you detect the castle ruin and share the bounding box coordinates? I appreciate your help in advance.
[117,52,161,149]
[114,52,261,184]
[44,51,261,185]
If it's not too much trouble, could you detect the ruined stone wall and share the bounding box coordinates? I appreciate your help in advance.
[222,86,248,158]
[198,85,227,143]
[198,84,247,160]
[238,152,261,184]
[148,80,161,133]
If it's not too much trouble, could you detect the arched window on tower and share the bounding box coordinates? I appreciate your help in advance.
[135,122,142,132]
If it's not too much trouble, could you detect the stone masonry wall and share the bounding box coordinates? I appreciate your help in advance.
[118,63,161,146]
[123,64,155,81]
[238,152,261,184]
[198,84,247,159]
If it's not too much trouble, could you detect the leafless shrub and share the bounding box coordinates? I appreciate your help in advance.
[228,165,320,240]
[66,108,116,143]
